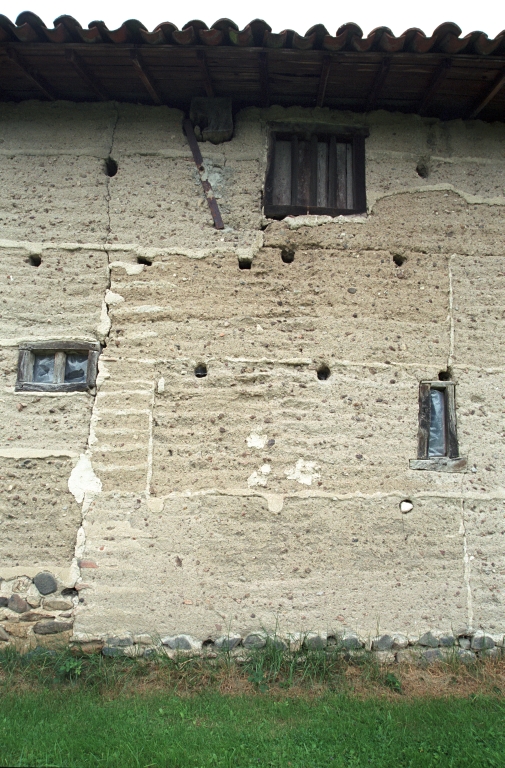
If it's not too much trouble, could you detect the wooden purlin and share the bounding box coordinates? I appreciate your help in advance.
[130,49,162,104]
[365,57,391,111]
[418,58,452,115]
[4,47,56,100]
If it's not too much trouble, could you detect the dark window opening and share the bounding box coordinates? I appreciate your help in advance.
[104,156,118,177]
[238,259,252,270]
[16,342,100,392]
[416,381,460,460]
[194,364,208,378]
[317,365,331,381]
[28,255,42,267]
[264,126,367,219]
[137,256,153,266]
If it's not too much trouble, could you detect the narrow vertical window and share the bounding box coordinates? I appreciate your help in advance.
[410,381,466,472]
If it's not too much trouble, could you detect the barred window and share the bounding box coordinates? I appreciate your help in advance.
[16,341,100,392]
[410,381,467,472]
[264,125,367,219]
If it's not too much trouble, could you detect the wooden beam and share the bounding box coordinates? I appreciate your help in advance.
[469,67,505,119]
[196,50,214,98]
[259,51,269,108]
[5,47,56,100]
[183,118,224,230]
[316,55,331,108]
[418,58,452,116]
[130,50,162,105]
[366,57,391,111]
[65,49,108,101]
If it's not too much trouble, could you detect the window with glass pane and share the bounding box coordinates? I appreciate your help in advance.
[16,342,100,392]
[264,127,367,219]
[415,381,461,463]
[428,388,447,457]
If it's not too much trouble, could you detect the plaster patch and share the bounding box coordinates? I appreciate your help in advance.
[133,305,167,313]
[285,459,320,486]
[95,359,110,389]
[104,289,125,306]
[0,448,78,459]
[264,494,284,513]
[247,464,271,487]
[96,300,111,339]
[68,454,102,504]
[110,261,145,275]
[157,377,165,393]
[246,432,268,449]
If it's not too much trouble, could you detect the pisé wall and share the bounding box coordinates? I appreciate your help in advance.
[0,101,504,657]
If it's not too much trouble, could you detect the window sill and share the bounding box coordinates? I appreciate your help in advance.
[409,457,467,473]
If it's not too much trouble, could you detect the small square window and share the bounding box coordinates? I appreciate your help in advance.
[410,382,467,472]
[264,124,368,219]
[16,342,100,392]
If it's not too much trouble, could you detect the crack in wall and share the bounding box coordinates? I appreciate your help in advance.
[460,496,474,630]
[448,253,455,370]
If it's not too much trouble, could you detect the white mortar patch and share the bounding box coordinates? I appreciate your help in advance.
[96,300,111,339]
[133,305,167,313]
[110,261,145,275]
[285,459,320,486]
[157,377,165,393]
[68,454,102,504]
[247,464,271,487]
[104,289,125,306]
[246,432,267,449]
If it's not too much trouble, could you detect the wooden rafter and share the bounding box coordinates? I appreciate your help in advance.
[316,55,331,108]
[65,49,108,101]
[196,50,214,97]
[130,50,162,104]
[366,57,391,111]
[5,47,56,100]
[418,58,452,116]
[469,67,505,118]
[259,51,269,108]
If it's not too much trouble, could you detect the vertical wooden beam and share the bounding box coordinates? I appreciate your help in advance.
[328,135,336,209]
[130,50,162,105]
[183,118,224,230]
[309,134,318,207]
[290,135,298,206]
[469,67,505,119]
[66,50,108,101]
[418,58,452,116]
[366,57,391,111]
[5,47,56,100]
[316,55,331,108]
[259,51,269,108]
[196,50,214,98]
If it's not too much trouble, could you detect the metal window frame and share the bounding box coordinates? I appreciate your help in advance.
[16,340,101,392]
[263,123,368,219]
[410,381,467,473]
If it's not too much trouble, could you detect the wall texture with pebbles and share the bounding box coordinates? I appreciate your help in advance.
[0,101,504,653]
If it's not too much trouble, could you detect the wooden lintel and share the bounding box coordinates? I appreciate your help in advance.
[130,50,162,104]
[418,58,452,116]
[366,57,391,111]
[259,51,269,108]
[196,50,214,98]
[65,49,108,101]
[469,67,505,119]
[5,47,56,100]
[316,55,331,108]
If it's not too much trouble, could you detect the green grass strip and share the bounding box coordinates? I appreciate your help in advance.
[0,690,504,768]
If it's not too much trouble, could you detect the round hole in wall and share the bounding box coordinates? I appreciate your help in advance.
[281,248,295,264]
[137,255,153,266]
[104,156,118,177]
[400,499,414,514]
[416,160,429,179]
[28,255,42,267]
[317,365,331,381]
[238,259,252,270]
[393,254,406,267]
[438,370,451,381]
[194,363,208,378]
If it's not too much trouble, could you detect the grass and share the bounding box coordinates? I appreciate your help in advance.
[0,643,504,767]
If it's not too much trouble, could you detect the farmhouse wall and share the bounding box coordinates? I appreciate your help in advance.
[0,101,504,651]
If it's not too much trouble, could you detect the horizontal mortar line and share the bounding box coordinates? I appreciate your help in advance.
[0,239,263,257]
[92,444,149,452]
[92,464,148,472]
[3,387,91,398]
[0,336,101,348]
[368,183,505,211]
[93,408,151,415]
[0,447,80,458]
[367,151,505,167]
[97,389,154,397]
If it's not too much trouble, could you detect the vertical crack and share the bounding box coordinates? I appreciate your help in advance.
[448,252,455,369]
[460,494,473,631]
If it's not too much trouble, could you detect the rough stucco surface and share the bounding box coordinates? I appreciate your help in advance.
[0,101,504,645]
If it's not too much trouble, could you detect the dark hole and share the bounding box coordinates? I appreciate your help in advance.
[238,259,252,270]
[393,254,406,267]
[438,370,451,381]
[202,639,215,647]
[281,248,295,264]
[104,156,118,177]
[27,254,42,267]
[195,364,208,378]
[61,588,78,598]
[137,256,152,266]
[416,161,429,179]
[317,365,331,381]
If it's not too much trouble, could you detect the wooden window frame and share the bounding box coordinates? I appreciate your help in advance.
[409,382,467,472]
[16,341,101,393]
[264,123,368,219]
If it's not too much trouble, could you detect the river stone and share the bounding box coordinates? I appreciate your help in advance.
[8,594,29,614]
[303,632,327,650]
[43,598,73,611]
[0,597,8,608]
[471,632,495,651]
[243,633,266,649]
[479,646,501,659]
[456,649,475,663]
[33,572,57,596]
[214,634,242,651]
[161,634,202,651]
[34,620,73,635]
[418,631,440,648]
[0,626,10,642]
[373,650,395,664]
[372,634,394,651]
[102,646,125,657]
[391,634,409,650]
[105,634,133,647]
[458,637,471,650]
[340,632,363,651]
